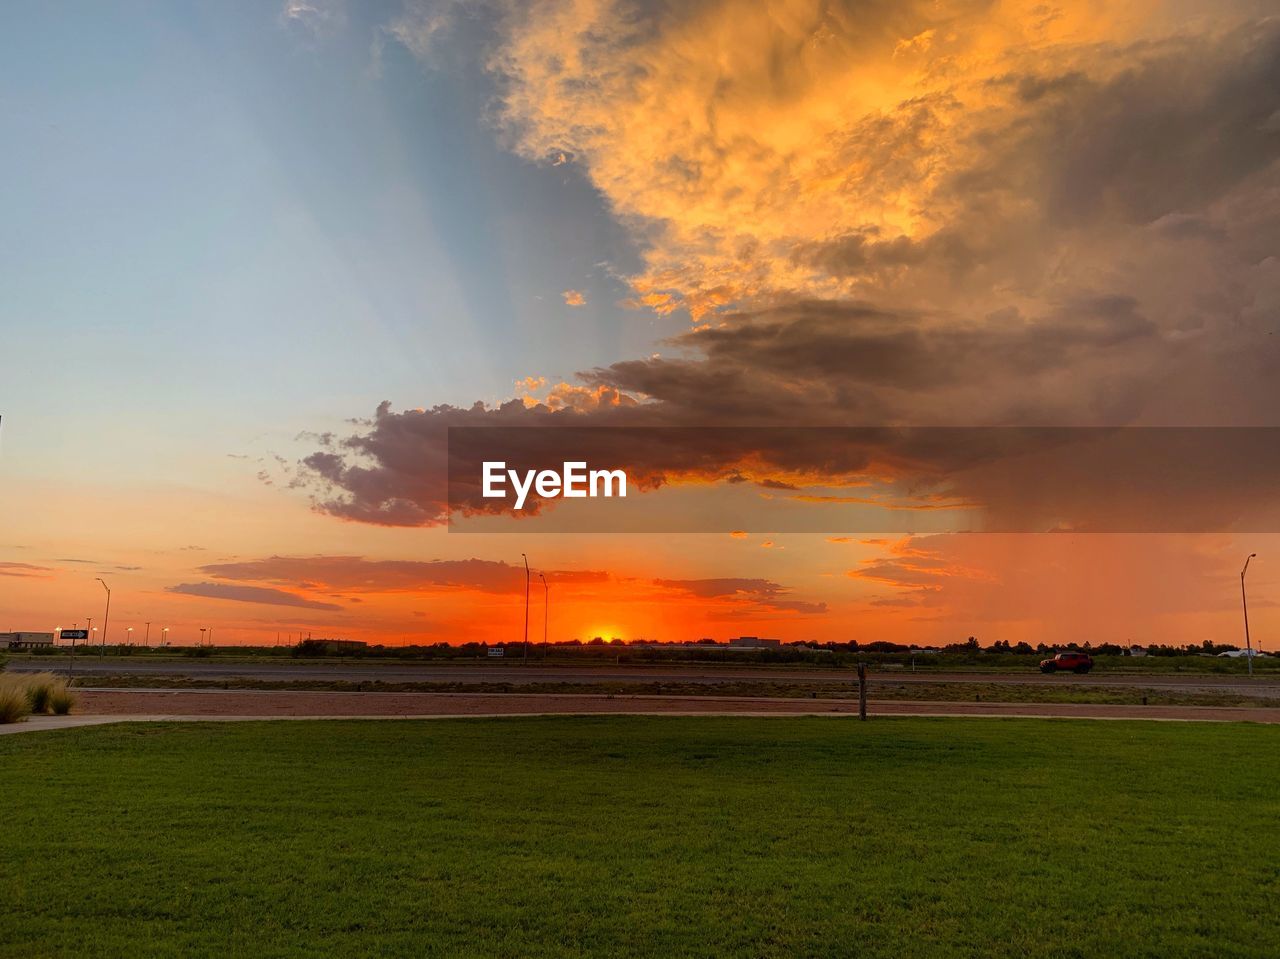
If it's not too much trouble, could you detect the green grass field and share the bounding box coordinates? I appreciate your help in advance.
[2,718,1277,958]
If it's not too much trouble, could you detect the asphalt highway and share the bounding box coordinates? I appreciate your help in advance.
[10,657,1280,696]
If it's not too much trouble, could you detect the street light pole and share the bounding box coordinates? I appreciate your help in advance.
[539,572,549,659]
[1241,553,1257,678]
[521,553,530,664]
[95,578,111,656]
[145,622,150,647]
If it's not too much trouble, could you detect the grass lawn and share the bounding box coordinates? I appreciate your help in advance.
[1,718,1277,958]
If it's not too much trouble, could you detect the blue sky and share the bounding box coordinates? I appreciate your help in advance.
[0,1,663,484]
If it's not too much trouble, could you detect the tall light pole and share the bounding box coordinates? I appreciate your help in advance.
[521,553,530,664]
[144,622,150,647]
[95,578,111,656]
[539,572,549,659]
[161,626,169,646]
[1241,553,1257,678]
[126,626,134,646]
[199,627,206,646]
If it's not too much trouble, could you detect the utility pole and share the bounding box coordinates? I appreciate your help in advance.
[95,578,111,656]
[522,553,530,664]
[539,572,549,659]
[145,621,150,647]
[1241,553,1257,678]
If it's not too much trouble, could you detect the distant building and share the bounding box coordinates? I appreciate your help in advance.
[313,639,366,651]
[729,636,781,648]
[294,638,368,656]
[2,631,55,650]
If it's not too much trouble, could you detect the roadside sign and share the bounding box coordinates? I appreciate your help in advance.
[60,629,89,640]
[487,647,505,657]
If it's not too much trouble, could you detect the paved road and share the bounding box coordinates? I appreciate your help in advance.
[9,657,1280,696]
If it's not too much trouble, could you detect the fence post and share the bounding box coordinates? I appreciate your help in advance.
[857,663,867,721]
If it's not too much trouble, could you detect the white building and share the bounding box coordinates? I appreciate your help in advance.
[2,631,55,650]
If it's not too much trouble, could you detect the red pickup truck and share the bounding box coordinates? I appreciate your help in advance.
[1039,652,1094,674]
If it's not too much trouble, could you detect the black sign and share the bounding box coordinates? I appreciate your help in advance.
[60,629,88,640]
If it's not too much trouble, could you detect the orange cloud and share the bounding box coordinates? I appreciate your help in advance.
[515,375,547,392]
[562,289,586,306]
[488,0,1214,318]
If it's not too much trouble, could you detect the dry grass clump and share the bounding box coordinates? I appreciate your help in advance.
[0,672,76,722]
[0,683,30,723]
[49,686,76,715]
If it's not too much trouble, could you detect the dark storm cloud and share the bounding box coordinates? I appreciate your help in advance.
[1031,25,1280,226]
[593,297,1158,398]
[291,294,1184,527]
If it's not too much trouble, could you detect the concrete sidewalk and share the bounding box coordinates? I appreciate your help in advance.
[4,706,1279,735]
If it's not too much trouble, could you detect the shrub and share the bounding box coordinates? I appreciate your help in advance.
[0,685,31,724]
[28,682,52,713]
[49,686,76,715]
[22,673,61,714]
[0,673,72,721]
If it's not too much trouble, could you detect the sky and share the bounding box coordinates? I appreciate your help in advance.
[1,0,1278,649]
